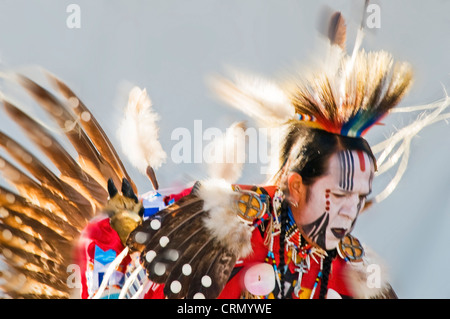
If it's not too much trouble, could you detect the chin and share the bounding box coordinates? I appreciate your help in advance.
[324,237,340,251]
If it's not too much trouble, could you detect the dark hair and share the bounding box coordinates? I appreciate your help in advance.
[279,122,376,187]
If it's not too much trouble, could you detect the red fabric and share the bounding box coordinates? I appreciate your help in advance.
[163,187,193,205]
[217,229,353,299]
[75,217,131,299]
[217,228,268,299]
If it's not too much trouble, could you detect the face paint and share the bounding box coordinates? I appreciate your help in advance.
[292,150,374,250]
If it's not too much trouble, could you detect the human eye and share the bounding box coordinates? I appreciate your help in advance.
[331,191,346,199]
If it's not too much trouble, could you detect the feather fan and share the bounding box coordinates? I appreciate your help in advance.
[0,68,136,298]
[127,179,253,299]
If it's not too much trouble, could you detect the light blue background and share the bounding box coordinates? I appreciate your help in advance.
[0,0,449,298]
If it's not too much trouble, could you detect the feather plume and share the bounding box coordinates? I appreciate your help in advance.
[210,70,295,128]
[343,245,397,299]
[117,87,166,188]
[211,11,413,139]
[199,179,253,259]
[205,121,246,183]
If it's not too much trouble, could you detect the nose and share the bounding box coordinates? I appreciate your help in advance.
[339,194,360,220]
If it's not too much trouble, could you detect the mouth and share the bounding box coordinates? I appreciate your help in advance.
[331,228,347,239]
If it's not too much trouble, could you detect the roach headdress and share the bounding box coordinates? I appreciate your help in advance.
[214,11,413,139]
[290,14,413,137]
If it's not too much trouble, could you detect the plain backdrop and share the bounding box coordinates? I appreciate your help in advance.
[0,0,449,298]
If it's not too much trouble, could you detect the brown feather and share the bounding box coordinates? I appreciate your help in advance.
[161,231,213,298]
[0,185,79,240]
[0,243,67,278]
[140,212,205,279]
[0,221,67,264]
[44,71,137,194]
[0,131,94,217]
[127,194,203,252]
[17,75,121,193]
[0,70,143,299]
[0,266,70,299]
[0,155,90,228]
[0,204,72,251]
[1,100,108,208]
[328,12,347,49]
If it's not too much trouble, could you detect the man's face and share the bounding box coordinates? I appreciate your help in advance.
[293,150,374,250]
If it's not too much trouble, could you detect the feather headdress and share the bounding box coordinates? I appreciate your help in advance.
[289,12,413,138]
[291,48,413,138]
[212,12,413,139]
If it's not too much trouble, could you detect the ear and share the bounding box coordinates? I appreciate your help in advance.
[107,178,118,198]
[287,172,303,203]
[121,178,138,203]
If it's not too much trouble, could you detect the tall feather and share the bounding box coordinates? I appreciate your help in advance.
[117,87,166,190]
[289,12,413,137]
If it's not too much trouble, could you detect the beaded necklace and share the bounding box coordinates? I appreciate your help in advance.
[264,195,327,299]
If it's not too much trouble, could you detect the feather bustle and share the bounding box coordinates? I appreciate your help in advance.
[45,72,137,193]
[17,75,121,193]
[0,131,94,219]
[1,100,108,208]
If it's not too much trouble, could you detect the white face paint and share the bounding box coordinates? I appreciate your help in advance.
[294,150,374,250]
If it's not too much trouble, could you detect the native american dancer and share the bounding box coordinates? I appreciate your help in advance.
[0,10,449,299]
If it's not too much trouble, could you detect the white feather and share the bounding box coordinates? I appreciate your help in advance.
[343,245,391,299]
[198,179,254,259]
[205,121,246,183]
[209,69,295,128]
[117,87,167,174]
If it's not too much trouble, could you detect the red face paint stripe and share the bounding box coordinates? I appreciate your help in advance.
[357,150,366,172]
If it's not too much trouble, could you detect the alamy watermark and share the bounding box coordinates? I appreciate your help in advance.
[170,120,281,174]
[365,3,381,29]
[66,4,81,29]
